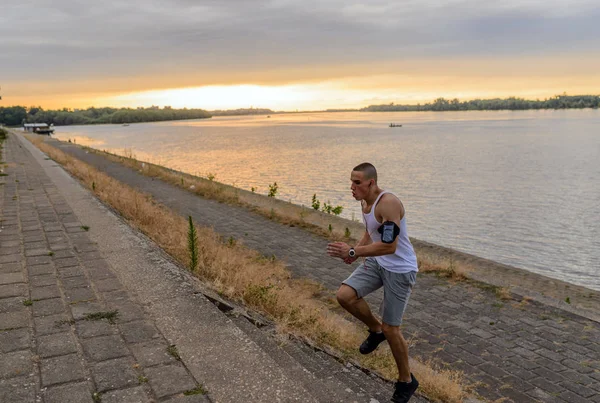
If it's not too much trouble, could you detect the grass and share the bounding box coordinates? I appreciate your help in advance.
[29,136,468,403]
[471,282,513,301]
[83,310,119,324]
[188,216,199,271]
[511,296,533,310]
[183,385,207,395]
[23,299,33,306]
[54,319,76,327]
[417,253,471,282]
[495,287,513,300]
[166,344,181,361]
[82,146,367,241]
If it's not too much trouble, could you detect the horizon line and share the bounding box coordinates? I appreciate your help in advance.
[2,93,599,113]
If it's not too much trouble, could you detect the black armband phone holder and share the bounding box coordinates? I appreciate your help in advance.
[378,221,400,244]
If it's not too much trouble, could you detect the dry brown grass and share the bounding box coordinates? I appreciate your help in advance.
[29,136,470,402]
[418,251,519,306]
[86,147,354,241]
[417,251,471,281]
[495,287,512,301]
[513,295,533,309]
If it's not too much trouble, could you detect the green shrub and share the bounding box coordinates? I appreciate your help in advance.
[311,194,320,210]
[188,216,198,271]
[268,182,278,197]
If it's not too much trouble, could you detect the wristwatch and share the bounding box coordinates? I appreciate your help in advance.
[348,248,356,258]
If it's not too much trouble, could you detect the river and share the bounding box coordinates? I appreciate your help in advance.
[52,110,600,290]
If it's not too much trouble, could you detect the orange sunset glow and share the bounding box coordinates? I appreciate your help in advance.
[1,1,599,110]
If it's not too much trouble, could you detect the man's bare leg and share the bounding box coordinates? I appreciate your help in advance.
[382,323,411,382]
[336,285,381,331]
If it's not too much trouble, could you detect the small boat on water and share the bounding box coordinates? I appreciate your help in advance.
[389,123,402,127]
[24,123,54,135]
[122,123,130,126]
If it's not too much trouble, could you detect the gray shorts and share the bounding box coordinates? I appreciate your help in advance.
[342,258,416,326]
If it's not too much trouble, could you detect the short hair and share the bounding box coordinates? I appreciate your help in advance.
[352,162,377,183]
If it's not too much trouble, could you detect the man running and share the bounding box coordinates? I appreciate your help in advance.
[327,162,419,403]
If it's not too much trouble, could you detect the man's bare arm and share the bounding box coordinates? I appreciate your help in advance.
[355,230,371,248]
[328,195,402,259]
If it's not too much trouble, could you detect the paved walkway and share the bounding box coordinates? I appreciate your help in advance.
[43,137,600,403]
[1,133,411,403]
[0,134,211,402]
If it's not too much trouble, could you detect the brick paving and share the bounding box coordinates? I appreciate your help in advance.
[46,138,600,402]
[0,136,208,402]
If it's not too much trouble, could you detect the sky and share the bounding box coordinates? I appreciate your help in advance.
[1,0,599,111]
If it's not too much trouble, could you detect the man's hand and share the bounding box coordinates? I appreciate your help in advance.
[327,242,351,259]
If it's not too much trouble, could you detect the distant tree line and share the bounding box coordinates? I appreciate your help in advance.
[2,94,598,127]
[0,105,211,126]
[361,95,600,112]
[0,106,27,126]
[209,108,274,116]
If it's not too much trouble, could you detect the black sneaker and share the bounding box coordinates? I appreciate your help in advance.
[391,373,419,403]
[359,330,386,354]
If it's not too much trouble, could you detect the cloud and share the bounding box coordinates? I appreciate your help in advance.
[1,0,599,103]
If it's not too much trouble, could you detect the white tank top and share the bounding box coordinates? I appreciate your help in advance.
[362,191,418,273]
